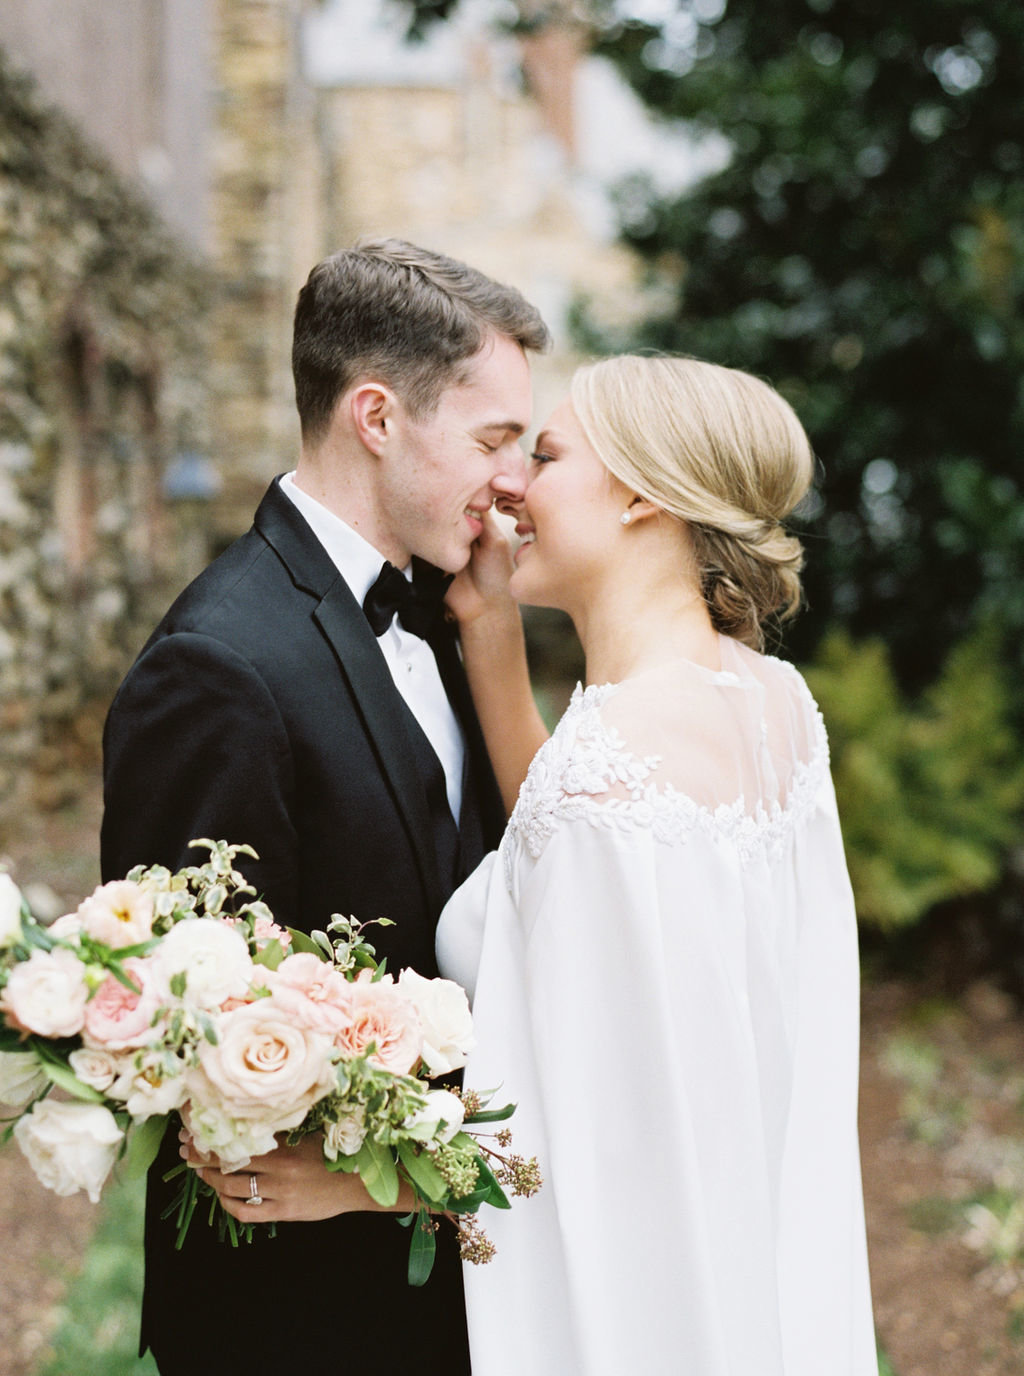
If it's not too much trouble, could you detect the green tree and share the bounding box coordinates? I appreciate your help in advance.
[398,1,1024,691]
[579,0,1024,690]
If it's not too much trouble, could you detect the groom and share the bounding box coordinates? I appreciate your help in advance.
[101,239,549,1375]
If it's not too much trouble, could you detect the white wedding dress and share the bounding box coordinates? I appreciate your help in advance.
[436,637,877,1376]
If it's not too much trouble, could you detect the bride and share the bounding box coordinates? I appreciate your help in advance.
[437,354,878,1375]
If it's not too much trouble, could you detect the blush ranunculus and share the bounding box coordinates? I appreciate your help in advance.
[335,972,423,1075]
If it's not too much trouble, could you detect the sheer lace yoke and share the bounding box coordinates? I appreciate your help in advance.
[505,637,828,877]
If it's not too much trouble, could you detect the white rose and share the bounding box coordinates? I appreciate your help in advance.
[13,1099,124,1203]
[68,1047,125,1095]
[1,947,89,1037]
[398,969,475,1076]
[149,918,252,1009]
[405,1089,466,1146]
[322,1110,367,1160]
[0,872,24,947]
[0,1048,48,1106]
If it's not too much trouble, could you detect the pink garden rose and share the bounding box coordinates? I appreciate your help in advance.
[82,958,161,1050]
[335,971,423,1075]
[1,947,89,1037]
[263,953,355,1038]
[76,880,155,949]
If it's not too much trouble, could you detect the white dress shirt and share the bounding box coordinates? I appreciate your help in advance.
[280,472,464,822]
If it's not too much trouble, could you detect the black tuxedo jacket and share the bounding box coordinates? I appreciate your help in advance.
[101,478,504,1376]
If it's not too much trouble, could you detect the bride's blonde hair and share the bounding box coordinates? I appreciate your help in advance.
[570,354,814,651]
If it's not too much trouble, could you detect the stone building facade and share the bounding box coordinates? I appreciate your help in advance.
[0,0,647,822]
[0,53,209,820]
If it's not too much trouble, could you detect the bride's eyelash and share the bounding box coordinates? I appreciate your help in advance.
[530,451,555,464]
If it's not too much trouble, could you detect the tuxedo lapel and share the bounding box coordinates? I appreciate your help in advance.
[255,479,445,916]
[313,585,445,915]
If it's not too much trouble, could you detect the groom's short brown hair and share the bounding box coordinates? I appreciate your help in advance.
[292,238,550,443]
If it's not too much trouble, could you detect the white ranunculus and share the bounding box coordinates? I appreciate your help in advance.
[0,1048,48,1106]
[0,947,89,1037]
[148,917,253,1009]
[180,1100,280,1175]
[397,969,475,1076]
[13,1099,124,1202]
[0,872,24,948]
[113,1054,189,1120]
[405,1088,466,1147]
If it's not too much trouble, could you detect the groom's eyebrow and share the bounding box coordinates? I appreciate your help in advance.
[479,420,527,437]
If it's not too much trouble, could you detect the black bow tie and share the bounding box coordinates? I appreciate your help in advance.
[362,558,454,639]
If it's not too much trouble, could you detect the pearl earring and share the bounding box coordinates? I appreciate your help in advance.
[620,511,631,526]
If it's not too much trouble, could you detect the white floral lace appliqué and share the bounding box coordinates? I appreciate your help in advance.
[502,677,828,891]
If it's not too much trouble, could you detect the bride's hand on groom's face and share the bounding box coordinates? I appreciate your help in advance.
[179,1128,414,1222]
[446,510,517,627]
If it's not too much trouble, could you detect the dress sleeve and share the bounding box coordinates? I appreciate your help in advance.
[101,632,300,922]
[511,815,792,1372]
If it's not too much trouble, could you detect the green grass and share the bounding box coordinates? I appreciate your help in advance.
[878,1343,898,1375]
[34,1174,157,1376]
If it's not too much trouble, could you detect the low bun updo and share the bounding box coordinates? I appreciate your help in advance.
[570,354,814,651]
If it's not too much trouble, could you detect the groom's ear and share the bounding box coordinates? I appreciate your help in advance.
[349,382,396,456]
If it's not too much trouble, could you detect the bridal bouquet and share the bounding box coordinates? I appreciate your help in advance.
[0,840,539,1284]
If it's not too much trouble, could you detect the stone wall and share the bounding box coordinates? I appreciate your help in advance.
[0,53,211,821]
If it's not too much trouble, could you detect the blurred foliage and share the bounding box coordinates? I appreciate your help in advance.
[804,623,1024,929]
[578,0,1024,693]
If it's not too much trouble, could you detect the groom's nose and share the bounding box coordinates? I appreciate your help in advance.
[489,444,528,506]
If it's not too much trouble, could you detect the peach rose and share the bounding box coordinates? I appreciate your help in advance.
[192,996,336,1125]
[335,972,423,1075]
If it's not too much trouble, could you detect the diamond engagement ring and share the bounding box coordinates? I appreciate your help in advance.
[245,1174,263,1206]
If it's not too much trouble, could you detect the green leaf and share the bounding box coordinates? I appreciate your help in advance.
[468,1155,511,1210]
[252,938,286,970]
[354,1137,400,1207]
[407,1205,437,1287]
[397,1141,448,1206]
[121,1114,170,1180]
[39,1059,106,1103]
[285,927,324,958]
[463,1101,516,1124]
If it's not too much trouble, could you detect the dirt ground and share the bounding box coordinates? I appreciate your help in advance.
[3,775,1024,1375]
